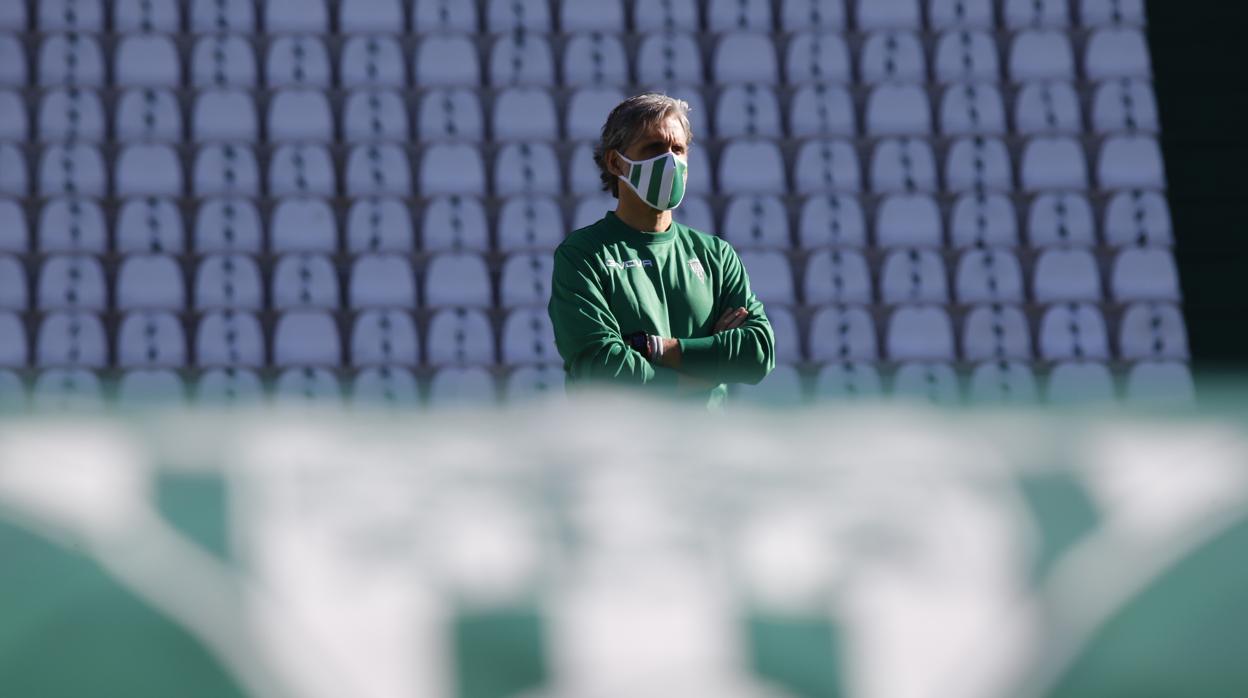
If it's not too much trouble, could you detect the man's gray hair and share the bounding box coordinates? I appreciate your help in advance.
[592,93,693,197]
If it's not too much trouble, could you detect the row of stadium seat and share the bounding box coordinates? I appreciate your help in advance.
[0,0,1148,35]
[0,359,1192,414]
[0,300,1188,369]
[1,27,1152,89]
[0,190,1173,254]
[1,80,1159,145]
[0,134,1167,197]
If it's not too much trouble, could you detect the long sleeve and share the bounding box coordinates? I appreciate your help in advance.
[677,243,776,386]
[548,246,679,389]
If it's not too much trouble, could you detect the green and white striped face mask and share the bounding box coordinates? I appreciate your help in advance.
[617,151,688,211]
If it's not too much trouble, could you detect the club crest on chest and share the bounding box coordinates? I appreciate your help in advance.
[688,258,705,281]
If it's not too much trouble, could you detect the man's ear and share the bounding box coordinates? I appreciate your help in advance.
[607,150,626,178]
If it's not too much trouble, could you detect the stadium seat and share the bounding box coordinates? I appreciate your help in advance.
[38,143,106,197]
[493,87,559,142]
[116,254,186,311]
[501,308,558,365]
[637,32,703,85]
[424,253,492,308]
[273,311,342,366]
[36,255,106,311]
[265,36,331,88]
[1027,192,1096,247]
[955,249,1025,303]
[505,365,565,404]
[1097,135,1165,190]
[875,193,942,248]
[869,138,938,193]
[0,91,27,141]
[888,305,953,359]
[350,309,419,366]
[1124,361,1195,405]
[1085,28,1151,80]
[633,0,700,31]
[928,0,994,29]
[707,0,773,30]
[269,144,337,197]
[114,0,180,32]
[417,143,484,196]
[0,256,27,310]
[489,32,555,87]
[116,312,187,368]
[272,254,340,310]
[784,32,852,85]
[807,305,877,361]
[721,195,792,249]
[1014,80,1083,135]
[35,311,107,367]
[568,143,604,196]
[676,195,716,234]
[194,197,263,253]
[856,0,921,29]
[1111,248,1180,301]
[344,89,409,142]
[39,0,104,31]
[737,251,796,305]
[933,30,999,83]
[715,85,783,139]
[37,197,106,253]
[563,33,629,87]
[767,306,803,364]
[866,84,932,136]
[0,2,24,30]
[0,199,27,252]
[193,144,260,197]
[1032,248,1102,302]
[0,370,23,411]
[797,194,867,248]
[340,35,406,88]
[714,33,780,84]
[346,143,413,196]
[115,144,184,197]
[803,249,872,304]
[0,33,26,87]
[1104,190,1172,247]
[191,35,257,88]
[880,249,950,304]
[37,88,105,141]
[1020,137,1088,191]
[566,87,626,140]
[429,367,497,405]
[351,366,421,407]
[416,88,484,142]
[949,191,1019,248]
[339,0,403,33]
[793,139,862,194]
[497,196,564,251]
[961,304,1032,360]
[0,312,26,367]
[192,89,258,142]
[421,195,489,252]
[412,0,477,32]
[270,197,337,253]
[1119,302,1189,360]
[195,310,265,367]
[500,253,554,307]
[733,364,805,405]
[193,254,264,310]
[940,82,1007,135]
[780,0,846,30]
[859,31,926,83]
[1038,303,1110,360]
[788,84,856,137]
[196,368,264,406]
[1008,31,1075,81]
[968,361,1039,404]
[116,88,183,142]
[348,197,414,253]
[273,367,343,405]
[1004,0,1069,28]
[349,254,417,309]
[494,142,562,196]
[426,308,496,365]
[814,361,883,400]
[486,0,550,31]
[31,369,104,411]
[266,90,332,143]
[573,194,617,229]
[116,369,187,407]
[1080,0,1146,27]
[114,35,180,88]
[415,36,481,86]
[1092,78,1159,133]
[0,144,26,196]
[945,136,1013,192]
[892,362,961,404]
[1047,361,1116,403]
[265,0,327,32]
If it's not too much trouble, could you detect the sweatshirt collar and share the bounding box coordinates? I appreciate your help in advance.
[605,210,678,244]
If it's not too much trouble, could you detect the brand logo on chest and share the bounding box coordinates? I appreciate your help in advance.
[603,258,653,270]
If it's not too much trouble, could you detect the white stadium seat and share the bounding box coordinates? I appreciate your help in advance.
[1047,361,1116,404]
[869,138,938,193]
[562,0,624,31]
[768,306,803,363]
[500,253,554,308]
[875,193,942,248]
[0,200,27,252]
[1119,302,1189,360]
[340,35,407,88]
[426,308,496,366]
[722,195,792,249]
[929,0,994,29]
[38,197,107,253]
[892,362,960,404]
[194,254,264,310]
[1104,190,1172,247]
[36,255,106,311]
[267,90,332,143]
[968,361,1039,404]
[429,367,497,406]
[424,253,492,308]
[273,311,342,367]
[486,0,551,32]
[501,308,560,365]
[1004,0,1069,28]
[498,196,565,251]
[962,304,1032,360]
[197,368,265,406]
[1028,192,1096,247]
[562,33,629,87]
[192,35,257,88]
[493,87,559,142]
[36,311,107,368]
[494,142,562,196]
[566,87,627,140]
[38,88,106,142]
[716,85,783,139]
[112,198,181,254]
[116,254,186,311]
[865,84,932,136]
[781,0,846,31]
[265,0,328,32]
[265,36,331,88]
[193,89,259,143]
[945,136,1013,191]
[116,88,183,142]
[352,367,421,407]
[417,88,485,142]
[39,1,104,31]
[269,144,337,197]
[793,139,862,194]
[489,32,555,87]
[506,365,566,404]
[194,198,263,253]
[1015,80,1082,135]
[949,191,1020,248]
[272,254,340,310]
[933,30,1000,83]
[273,367,343,405]
[789,84,857,137]
[734,364,805,405]
[940,82,1007,135]
[193,144,260,197]
[270,197,337,253]
[1124,361,1195,406]
[1085,28,1152,80]
[1032,248,1103,302]
[860,31,926,83]
[1111,247,1180,301]
[1039,303,1110,360]
[803,249,872,304]
[880,249,949,304]
[351,310,420,366]
[1020,137,1088,191]
[633,0,699,31]
[345,89,409,142]
[0,370,23,411]
[1081,0,1146,27]
[676,194,715,233]
[348,197,414,253]
[32,369,104,411]
[117,370,187,407]
[114,35,180,88]
[707,0,773,31]
[738,250,796,305]
[339,0,403,33]
[1008,30,1075,81]
[412,0,478,32]
[116,312,187,368]
[0,143,26,196]
[195,311,265,367]
[784,32,852,84]
[798,194,867,248]
[814,361,883,400]
[955,249,1026,303]
[422,195,490,252]
[1092,78,1159,133]
[1097,135,1165,190]
[713,33,779,84]
[0,90,27,141]
[0,256,27,309]
[116,144,183,197]
[636,32,704,85]
[349,254,417,309]
[347,143,413,196]
[855,0,921,30]
[573,194,617,229]
[0,2,25,30]
[38,143,106,197]
[807,305,878,361]
[0,34,26,87]
[0,312,27,367]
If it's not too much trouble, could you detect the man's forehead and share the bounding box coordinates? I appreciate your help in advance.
[633,115,688,146]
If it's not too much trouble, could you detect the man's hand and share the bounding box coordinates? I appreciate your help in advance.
[714,307,749,333]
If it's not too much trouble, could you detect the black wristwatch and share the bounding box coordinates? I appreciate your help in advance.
[624,331,653,361]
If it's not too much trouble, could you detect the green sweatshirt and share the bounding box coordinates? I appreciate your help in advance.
[548,210,775,408]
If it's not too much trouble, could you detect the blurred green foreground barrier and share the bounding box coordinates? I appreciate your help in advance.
[0,398,1245,698]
